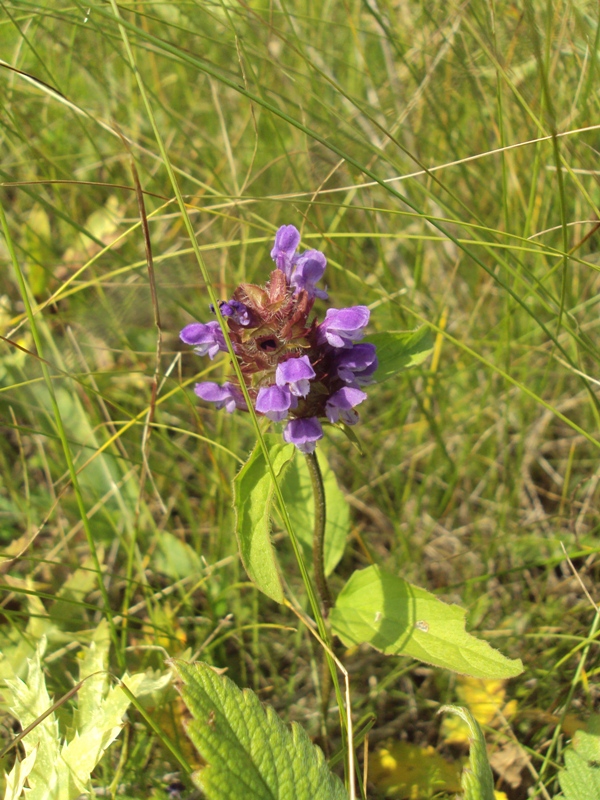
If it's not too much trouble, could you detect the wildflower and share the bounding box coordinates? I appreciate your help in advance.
[180,225,377,451]
[325,387,367,425]
[256,384,298,421]
[180,321,226,359]
[194,382,246,413]
[283,417,324,454]
[335,343,378,385]
[276,356,316,397]
[317,306,370,348]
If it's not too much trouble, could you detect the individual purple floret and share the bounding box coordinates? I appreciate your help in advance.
[283,417,324,454]
[335,343,378,385]
[317,306,370,348]
[212,300,251,327]
[325,386,367,425]
[180,321,227,359]
[256,384,298,421]
[276,356,316,397]
[194,382,246,413]
[271,224,301,279]
[290,250,328,300]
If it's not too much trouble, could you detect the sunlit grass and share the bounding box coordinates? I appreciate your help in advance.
[1,0,599,796]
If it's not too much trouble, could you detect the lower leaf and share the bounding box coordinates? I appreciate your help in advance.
[330,565,523,679]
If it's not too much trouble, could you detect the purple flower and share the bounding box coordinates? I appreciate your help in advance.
[271,225,300,279]
[211,300,251,326]
[194,382,246,413]
[317,306,370,348]
[325,386,367,425]
[290,250,328,299]
[180,321,227,359]
[276,355,316,397]
[256,384,298,421]
[283,417,324,454]
[335,343,378,385]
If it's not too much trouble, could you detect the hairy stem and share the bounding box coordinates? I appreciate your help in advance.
[305,451,332,613]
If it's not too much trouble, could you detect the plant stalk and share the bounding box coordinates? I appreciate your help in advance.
[305,452,332,614]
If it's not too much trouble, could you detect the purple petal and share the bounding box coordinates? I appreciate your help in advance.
[283,417,324,454]
[317,306,370,348]
[255,384,298,422]
[325,386,367,425]
[212,300,251,327]
[276,355,316,397]
[180,321,226,360]
[336,343,378,385]
[270,225,301,279]
[290,250,328,299]
[194,381,246,413]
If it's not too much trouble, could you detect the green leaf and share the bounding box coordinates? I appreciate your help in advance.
[330,566,523,679]
[439,705,495,800]
[233,436,295,603]
[365,327,434,382]
[280,450,349,576]
[173,660,349,800]
[559,730,600,800]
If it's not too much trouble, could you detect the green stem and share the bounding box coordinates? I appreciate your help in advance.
[305,452,332,614]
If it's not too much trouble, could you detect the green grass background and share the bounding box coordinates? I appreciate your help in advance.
[1,0,600,797]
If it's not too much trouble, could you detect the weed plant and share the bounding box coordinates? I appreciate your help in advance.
[0,1,599,798]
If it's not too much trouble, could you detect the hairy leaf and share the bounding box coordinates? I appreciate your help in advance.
[233,436,295,603]
[330,566,523,679]
[174,660,348,800]
[5,631,170,799]
[559,730,600,800]
[440,706,495,800]
[280,450,349,576]
[365,327,434,382]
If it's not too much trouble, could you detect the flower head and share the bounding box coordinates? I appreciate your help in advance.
[180,226,377,451]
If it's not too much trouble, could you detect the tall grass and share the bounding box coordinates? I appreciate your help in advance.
[1,0,599,796]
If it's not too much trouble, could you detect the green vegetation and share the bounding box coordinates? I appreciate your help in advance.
[1,1,599,797]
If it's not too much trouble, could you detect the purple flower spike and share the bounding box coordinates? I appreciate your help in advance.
[290,250,328,299]
[180,321,227,359]
[271,225,301,279]
[317,306,370,348]
[325,386,367,425]
[283,417,324,454]
[256,384,298,421]
[195,382,246,413]
[276,355,316,397]
[336,343,378,385]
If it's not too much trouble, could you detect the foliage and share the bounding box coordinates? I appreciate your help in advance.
[330,565,522,678]
[2,629,170,800]
[173,660,348,800]
[233,436,295,603]
[558,729,600,800]
[440,706,496,800]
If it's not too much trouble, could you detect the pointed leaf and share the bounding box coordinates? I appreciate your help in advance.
[233,436,295,603]
[440,706,495,800]
[330,566,523,679]
[280,450,349,576]
[559,730,600,800]
[173,660,348,800]
[365,327,434,382]
[3,746,38,800]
